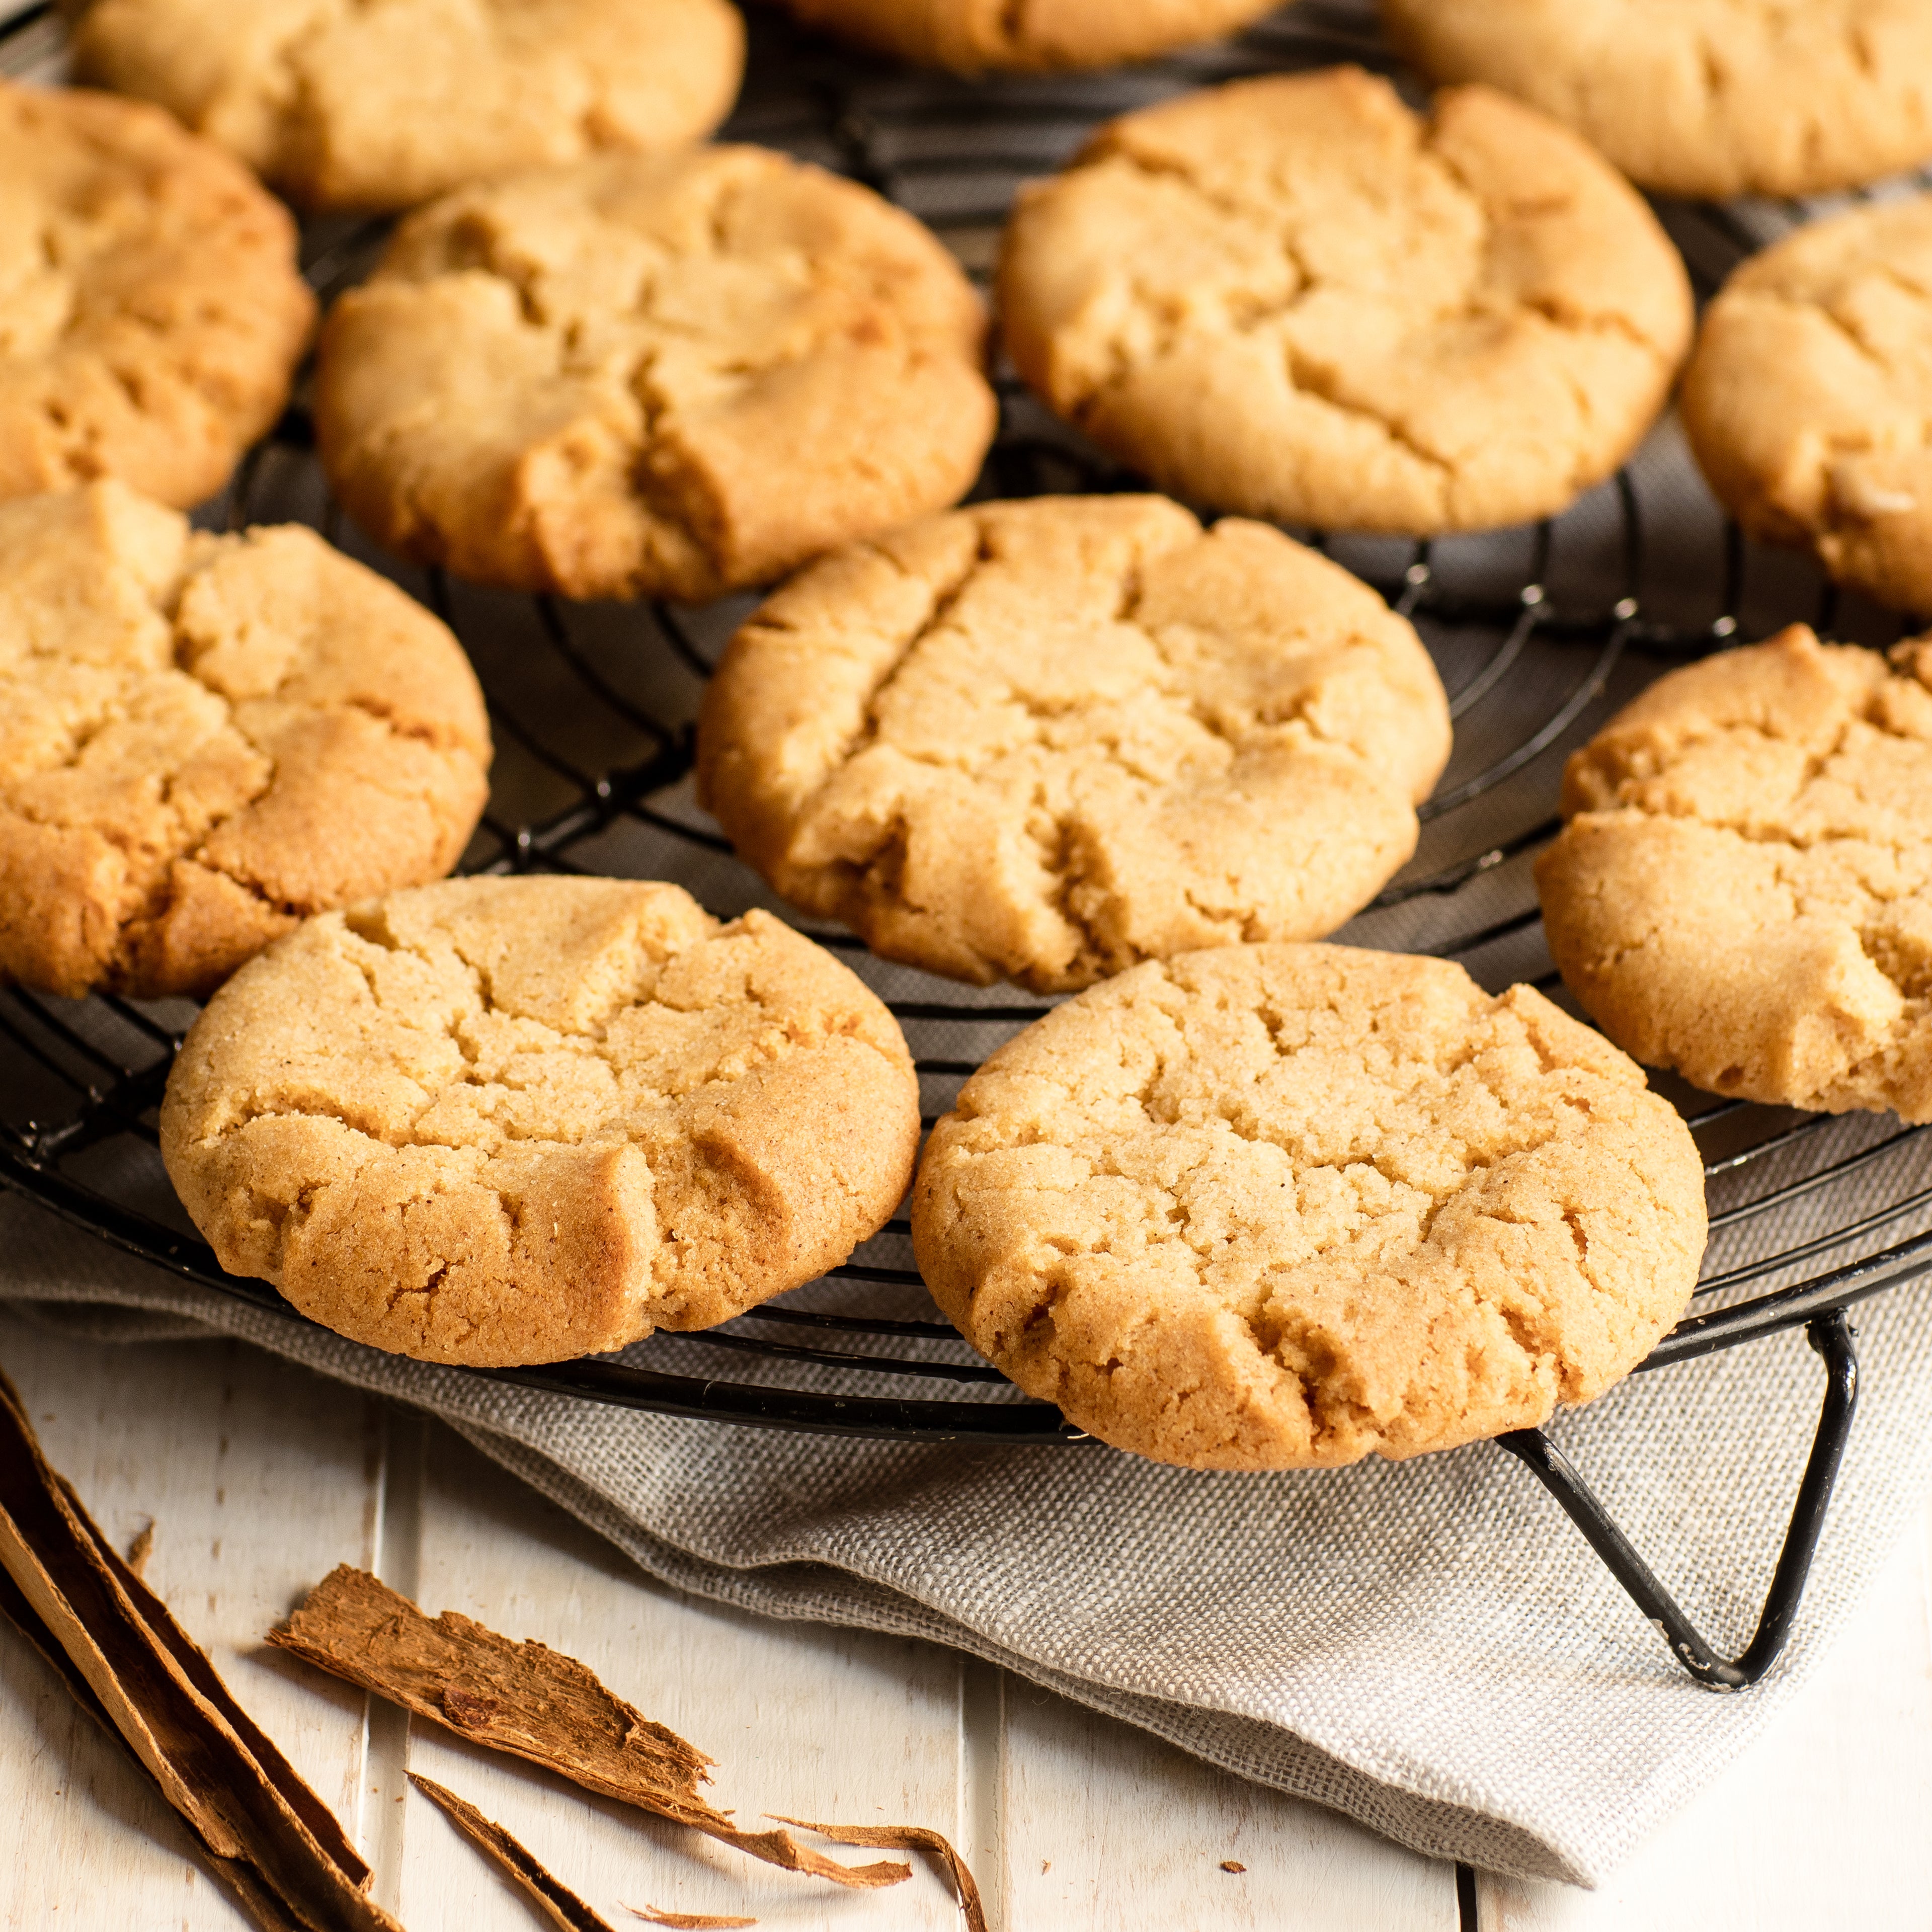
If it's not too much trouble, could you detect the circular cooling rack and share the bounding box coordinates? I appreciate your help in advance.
[5,1,1932,1685]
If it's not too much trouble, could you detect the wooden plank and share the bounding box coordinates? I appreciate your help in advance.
[998,1671,1462,1932]
[1478,1487,1932,1930]
[393,1422,973,1931]
[0,1313,384,1928]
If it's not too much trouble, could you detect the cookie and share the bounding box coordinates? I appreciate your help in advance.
[70,0,745,213]
[998,67,1694,536]
[912,941,1706,1470]
[1538,625,1932,1120]
[0,80,314,512]
[1382,0,1932,199]
[695,494,1452,993]
[1681,197,1932,617]
[778,0,1279,71]
[159,878,922,1365]
[0,481,491,1002]
[314,147,997,602]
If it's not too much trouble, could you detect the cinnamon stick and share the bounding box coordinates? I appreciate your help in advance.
[270,1566,910,1891]
[0,1365,400,1932]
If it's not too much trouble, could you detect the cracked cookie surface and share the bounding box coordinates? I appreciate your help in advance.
[695,494,1452,993]
[997,68,1692,536]
[912,941,1705,1470]
[1538,625,1932,1119]
[777,0,1279,71]
[0,481,491,1000]
[313,146,997,602]
[160,877,923,1365]
[1682,197,1932,617]
[1382,0,1932,199]
[71,0,745,212]
[0,80,314,511]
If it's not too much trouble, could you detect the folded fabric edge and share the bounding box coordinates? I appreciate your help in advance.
[439,1413,1589,1884]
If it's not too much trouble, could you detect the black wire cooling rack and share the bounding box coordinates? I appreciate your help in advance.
[7,0,1932,1689]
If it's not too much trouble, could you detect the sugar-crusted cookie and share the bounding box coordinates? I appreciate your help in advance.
[1682,197,1932,617]
[696,494,1452,993]
[998,68,1693,536]
[70,0,745,213]
[778,0,1279,71]
[1538,625,1932,1120]
[159,878,922,1365]
[913,941,1706,1470]
[314,147,997,602]
[0,80,313,511]
[1382,0,1932,199]
[0,482,491,1001]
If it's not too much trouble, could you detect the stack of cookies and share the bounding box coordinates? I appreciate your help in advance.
[15,0,1931,1473]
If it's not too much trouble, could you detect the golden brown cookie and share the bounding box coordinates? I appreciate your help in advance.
[695,494,1452,993]
[0,79,314,511]
[1538,625,1932,1119]
[913,941,1706,1470]
[778,0,1280,71]
[1682,197,1932,617]
[159,878,923,1366]
[70,0,746,213]
[997,68,1693,536]
[0,481,492,1001]
[1382,0,1932,199]
[314,146,997,602]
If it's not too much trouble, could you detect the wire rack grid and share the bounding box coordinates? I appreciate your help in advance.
[5,0,1932,1687]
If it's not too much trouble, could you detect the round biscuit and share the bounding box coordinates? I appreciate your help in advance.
[71,0,745,213]
[997,67,1693,536]
[777,0,1280,71]
[695,494,1453,993]
[0,79,313,511]
[314,146,997,602]
[159,877,923,1365]
[912,941,1706,1469]
[1681,196,1932,617]
[1383,0,1932,199]
[1538,624,1932,1120]
[0,481,492,1001]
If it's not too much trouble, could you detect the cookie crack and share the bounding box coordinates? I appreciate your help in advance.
[783,528,994,825]
[1279,340,1455,482]
[1068,107,1666,476]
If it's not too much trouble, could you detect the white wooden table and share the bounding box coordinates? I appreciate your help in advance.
[3,1308,1929,1930]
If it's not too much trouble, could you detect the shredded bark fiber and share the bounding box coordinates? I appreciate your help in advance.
[770,1816,988,1932]
[409,1773,618,1931]
[270,1565,911,1890]
[625,1909,758,1928]
[0,1365,400,1932]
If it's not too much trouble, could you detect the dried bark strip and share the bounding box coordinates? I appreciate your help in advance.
[409,1774,616,1932]
[0,1561,317,1932]
[0,1366,400,1932]
[271,1566,908,1892]
[625,1909,758,1928]
[771,1816,988,1932]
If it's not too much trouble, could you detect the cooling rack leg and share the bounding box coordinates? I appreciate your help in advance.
[1492,1310,1860,1691]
